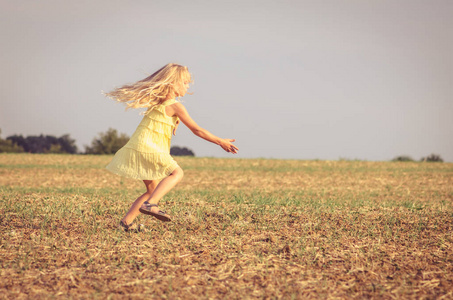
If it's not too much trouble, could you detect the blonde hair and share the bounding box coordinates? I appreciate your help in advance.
[104,63,192,114]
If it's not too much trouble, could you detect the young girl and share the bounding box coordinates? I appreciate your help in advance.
[104,63,238,231]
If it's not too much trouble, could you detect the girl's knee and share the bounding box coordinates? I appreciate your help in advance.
[172,167,184,181]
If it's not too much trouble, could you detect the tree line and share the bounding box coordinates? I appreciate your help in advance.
[0,128,444,161]
[0,128,195,156]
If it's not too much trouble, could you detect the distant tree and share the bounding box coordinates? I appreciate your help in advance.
[6,133,78,154]
[57,134,78,154]
[48,144,64,153]
[392,155,415,162]
[85,128,129,154]
[0,129,24,153]
[170,146,195,156]
[6,135,27,151]
[421,154,444,162]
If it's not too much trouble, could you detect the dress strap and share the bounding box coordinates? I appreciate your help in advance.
[162,98,177,106]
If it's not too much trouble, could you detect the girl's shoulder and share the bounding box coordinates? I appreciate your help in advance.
[148,99,180,117]
[164,101,185,118]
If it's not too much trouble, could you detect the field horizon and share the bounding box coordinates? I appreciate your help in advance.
[1,154,452,298]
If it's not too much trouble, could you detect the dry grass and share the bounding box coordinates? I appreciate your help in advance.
[0,154,452,299]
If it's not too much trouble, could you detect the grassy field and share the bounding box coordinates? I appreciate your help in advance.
[0,153,452,299]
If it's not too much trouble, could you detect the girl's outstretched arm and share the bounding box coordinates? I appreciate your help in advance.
[169,103,238,154]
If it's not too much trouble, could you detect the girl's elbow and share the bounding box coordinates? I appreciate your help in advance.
[192,128,206,137]
[191,128,203,136]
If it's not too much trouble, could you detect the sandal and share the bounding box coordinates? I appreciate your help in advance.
[119,220,142,232]
[139,202,172,222]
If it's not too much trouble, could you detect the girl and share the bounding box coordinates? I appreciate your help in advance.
[104,63,238,231]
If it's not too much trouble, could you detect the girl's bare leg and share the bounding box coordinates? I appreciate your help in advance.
[144,167,184,214]
[121,180,158,225]
[121,167,184,223]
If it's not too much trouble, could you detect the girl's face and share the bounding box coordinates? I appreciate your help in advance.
[174,72,191,97]
[176,81,190,97]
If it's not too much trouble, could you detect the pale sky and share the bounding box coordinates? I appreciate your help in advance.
[1,0,452,161]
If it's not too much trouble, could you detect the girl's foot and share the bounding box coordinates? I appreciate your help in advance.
[139,202,171,222]
[119,220,143,232]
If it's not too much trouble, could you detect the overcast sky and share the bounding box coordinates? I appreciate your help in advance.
[1,0,452,161]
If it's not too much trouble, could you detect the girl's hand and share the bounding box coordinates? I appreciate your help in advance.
[220,139,238,154]
[173,119,180,136]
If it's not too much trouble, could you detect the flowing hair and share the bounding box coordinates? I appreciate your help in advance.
[104,63,192,114]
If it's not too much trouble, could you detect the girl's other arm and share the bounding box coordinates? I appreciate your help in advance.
[171,103,238,154]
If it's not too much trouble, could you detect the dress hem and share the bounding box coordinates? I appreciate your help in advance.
[106,162,179,181]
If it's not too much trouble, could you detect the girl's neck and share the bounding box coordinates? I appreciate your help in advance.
[165,93,176,101]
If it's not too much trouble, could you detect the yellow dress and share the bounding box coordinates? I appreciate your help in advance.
[106,99,180,180]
